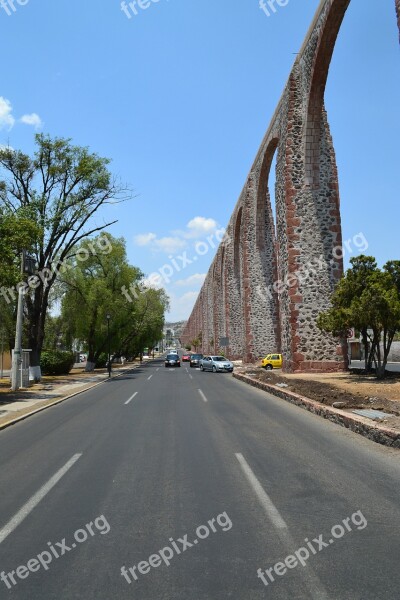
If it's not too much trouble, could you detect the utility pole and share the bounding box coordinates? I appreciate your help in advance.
[11,253,25,391]
[11,251,36,391]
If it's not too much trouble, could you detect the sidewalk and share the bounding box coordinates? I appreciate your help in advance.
[0,362,144,430]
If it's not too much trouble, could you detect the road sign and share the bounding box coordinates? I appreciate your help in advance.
[346,328,355,340]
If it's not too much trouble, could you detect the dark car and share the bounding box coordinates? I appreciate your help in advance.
[165,354,181,368]
[189,353,203,368]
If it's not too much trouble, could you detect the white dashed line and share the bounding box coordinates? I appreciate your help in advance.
[198,389,208,403]
[125,392,138,405]
[147,375,153,381]
[189,374,193,380]
[235,453,329,600]
[0,454,82,544]
[235,453,287,529]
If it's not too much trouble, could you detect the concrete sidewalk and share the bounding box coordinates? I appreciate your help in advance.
[0,362,145,430]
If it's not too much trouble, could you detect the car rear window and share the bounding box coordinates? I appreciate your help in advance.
[166,354,178,359]
[191,354,203,359]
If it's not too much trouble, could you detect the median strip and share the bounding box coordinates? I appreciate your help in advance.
[233,372,400,448]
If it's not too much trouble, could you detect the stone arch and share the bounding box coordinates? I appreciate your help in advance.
[256,137,279,249]
[305,0,350,188]
[233,206,243,283]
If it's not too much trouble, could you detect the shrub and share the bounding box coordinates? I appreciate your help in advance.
[95,353,108,368]
[40,350,75,375]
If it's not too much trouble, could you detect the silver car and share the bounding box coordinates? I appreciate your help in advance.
[200,356,234,373]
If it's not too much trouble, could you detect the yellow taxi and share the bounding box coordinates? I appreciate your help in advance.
[261,353,283,370]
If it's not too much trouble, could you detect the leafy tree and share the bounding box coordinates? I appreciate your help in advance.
[190,336,202,352]
[60,234,142,371]
[0,209,40,289]
[117,287,169,358]
[0,135,130,379]
[318,256,400,378]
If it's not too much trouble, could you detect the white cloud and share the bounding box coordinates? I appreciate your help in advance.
[133,215,220,258]
[134,232,157,246]
[20,113,43,129]
[0,97,15,131]
[154,236,186,254]
[185,216,218,238]
[175,273,206,287]
[134,232,186,254]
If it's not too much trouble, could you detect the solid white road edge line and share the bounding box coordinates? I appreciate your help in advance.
[125,392,138,405]
[198,389,208,403]
[0,453,82,545]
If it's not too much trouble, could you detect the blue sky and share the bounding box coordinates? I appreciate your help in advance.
[1,0,399,321]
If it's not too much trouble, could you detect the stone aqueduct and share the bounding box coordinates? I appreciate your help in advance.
[181,0,400,372]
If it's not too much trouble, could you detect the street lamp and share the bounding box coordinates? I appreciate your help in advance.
[106,313,111,378]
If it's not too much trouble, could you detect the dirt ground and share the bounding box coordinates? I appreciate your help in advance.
[239,366,400,417]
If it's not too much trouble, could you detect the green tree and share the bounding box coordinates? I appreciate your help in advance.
[60,234,143,371]
[318,256,400,379]
[0,135,130,379]
[119,287,169,359]
[0,209,39,288]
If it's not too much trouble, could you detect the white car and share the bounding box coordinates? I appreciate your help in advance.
[200,356,234,373]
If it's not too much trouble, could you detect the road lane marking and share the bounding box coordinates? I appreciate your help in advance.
[156,368,160,372]
[125,392,138,405]
[147,375,153,381]
[189,374,193,380]
[0,454,82,545]
[235,453,287,529]
[235,453,329,600]
[198,389,208,403]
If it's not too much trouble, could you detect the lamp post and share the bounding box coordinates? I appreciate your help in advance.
[0,328,5,380]
[106,313,111,378]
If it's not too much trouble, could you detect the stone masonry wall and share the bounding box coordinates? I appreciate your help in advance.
[181,0,399,372]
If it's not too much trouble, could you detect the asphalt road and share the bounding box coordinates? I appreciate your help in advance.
[0,358,399,599]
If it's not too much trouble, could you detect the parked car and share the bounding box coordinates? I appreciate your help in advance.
[189,353,203,368]
[182,353,191,362]
[261,353,283,370]
[200,356,234,373]
[165,354,181,368]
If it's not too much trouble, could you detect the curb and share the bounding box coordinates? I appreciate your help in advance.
[0,364,142,432]
[233,372,400,449]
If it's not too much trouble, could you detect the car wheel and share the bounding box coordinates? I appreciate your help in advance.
[266,364,273,370]
[200,364,204,371]
[212,366,217,373]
